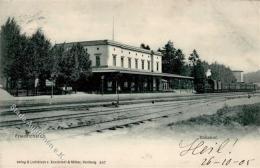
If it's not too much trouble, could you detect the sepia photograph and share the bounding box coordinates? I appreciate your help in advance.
[0,0,260,167]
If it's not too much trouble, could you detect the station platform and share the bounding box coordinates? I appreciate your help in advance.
[0,89,194,109]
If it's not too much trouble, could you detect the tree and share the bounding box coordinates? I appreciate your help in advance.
[172,49,186,75]
[69,43,92,82]
[55,43,91,92]
[244,70,260,83]
[193,60,206,93]
[140,43,150,50]
[15,34,33,95]
[181,64,192,76]
[28,29,52,90]
[188,50,207,92]
[161,41,176,73]
[188,49,200,66]
[209,62,236,83]
[0,17,29,94]
[160,41,187,75]
[51,43,66,75]
[0,18,33,95]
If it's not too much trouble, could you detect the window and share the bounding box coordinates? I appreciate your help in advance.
[156,62,159,71]
[128,58,131,69]
[121,57,124,67]
[96,55,100,67]
[97,47,99,50]
[135,59,138,69]
[113,55,117,66]
[141,60,144,70]
[147,61,150,70]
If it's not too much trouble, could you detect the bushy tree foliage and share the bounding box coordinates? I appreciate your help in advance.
[173,49,186,75]
[188,50,206,92]
[0,17,33,94]
[188,50,236,92]
[0,17,92,95]
[188,49,200,66]
[161,41,174,72]
[28,29,52,89]
[244,70,260,83]
[54,43,92,90]
[193,60,206,92]
[0,18,22,82]
[209,62,236,83]
[140,43,150,50]
[160,41,187,75]
[161,41,175,73]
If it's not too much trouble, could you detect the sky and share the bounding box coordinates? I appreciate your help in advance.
[0,0,260,72]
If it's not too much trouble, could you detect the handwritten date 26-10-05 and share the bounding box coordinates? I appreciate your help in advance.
[179,138,255,166]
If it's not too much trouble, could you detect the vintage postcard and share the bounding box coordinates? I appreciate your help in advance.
[0,0,260,167]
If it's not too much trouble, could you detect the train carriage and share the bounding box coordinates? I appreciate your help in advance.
[203,79,256,93]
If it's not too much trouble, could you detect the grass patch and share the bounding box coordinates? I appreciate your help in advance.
[169,103,260,127]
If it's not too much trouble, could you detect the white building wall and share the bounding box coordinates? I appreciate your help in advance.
[152,54,162,73]
[84,45,109,67]
[107,45,162,73]
[82,42,162,73]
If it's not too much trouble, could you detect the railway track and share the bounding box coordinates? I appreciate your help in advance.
[50,97,224,140]
[0,92,253,116]
[1,92,258,136]
[0,97,222,129]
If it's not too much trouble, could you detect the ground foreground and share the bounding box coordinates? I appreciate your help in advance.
[0,94,260,168]
[171,103,260,127]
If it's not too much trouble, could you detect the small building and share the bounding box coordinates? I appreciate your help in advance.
[232,70,244,83]
[60,40,193,93]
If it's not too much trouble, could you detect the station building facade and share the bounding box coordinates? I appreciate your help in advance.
[62,40,193,93]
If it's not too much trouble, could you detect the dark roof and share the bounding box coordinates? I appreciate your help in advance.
[56,40,162,56]
[232,70,243,72]
[92,68,193,79]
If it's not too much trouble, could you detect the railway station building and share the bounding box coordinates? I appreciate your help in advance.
[62,40,194,93]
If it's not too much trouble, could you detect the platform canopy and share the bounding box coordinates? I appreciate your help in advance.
[92,68,194,80]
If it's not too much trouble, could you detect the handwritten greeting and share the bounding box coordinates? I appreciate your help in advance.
[179,137,255,166]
